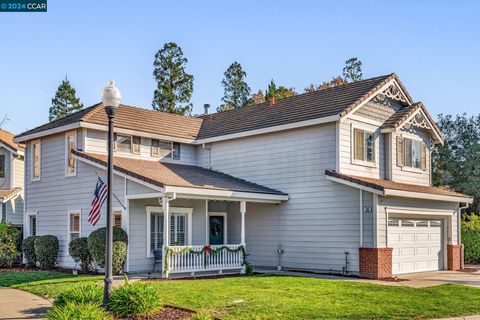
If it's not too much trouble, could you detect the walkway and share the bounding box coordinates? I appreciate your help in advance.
[0,287,51,320]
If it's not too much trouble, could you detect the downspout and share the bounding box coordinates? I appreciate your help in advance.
[359,190,363,247]
[458,202,469,269]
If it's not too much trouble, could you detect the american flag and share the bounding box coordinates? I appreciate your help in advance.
[88,177,107,226]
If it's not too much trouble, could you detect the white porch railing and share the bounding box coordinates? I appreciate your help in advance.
[163,244,245,276]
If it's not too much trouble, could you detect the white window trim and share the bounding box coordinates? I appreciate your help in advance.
[26,211,38,237]
[151,139,174,159]
[67,209,81,243]
[31,140,41,181]
[64,131,77,177]
[402,135,423,172]
[113,207,126,229]
[351,124,377,168]
[146,206,193,258]
[208,212,228,245]
[115,134,133,154]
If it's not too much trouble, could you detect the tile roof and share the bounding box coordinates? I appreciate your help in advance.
[0,129,24,152]
[74,150,287,196]
[0,188,22,202]
[325,170,471,200]
[197,74,398,139]
[16,74,404,141]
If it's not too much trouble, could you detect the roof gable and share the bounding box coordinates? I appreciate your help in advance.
[0,129,24,152]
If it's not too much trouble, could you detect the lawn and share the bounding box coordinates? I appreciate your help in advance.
[1,272,480,319]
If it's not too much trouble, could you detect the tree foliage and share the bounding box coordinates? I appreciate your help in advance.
[343,57,363,82]
[220,61,250,111]
[432,114,480,212]
[152,42,194,115]
[250,90,266,105]
[49,76,83,122]
[265,79,297,101]
[0,224,20,267]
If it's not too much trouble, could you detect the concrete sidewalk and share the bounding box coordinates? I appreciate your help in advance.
[0,287,51,320]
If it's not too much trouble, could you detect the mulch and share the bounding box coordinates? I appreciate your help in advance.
[119,306,194,320]
[459,268,479,273]
[378,277,409,282]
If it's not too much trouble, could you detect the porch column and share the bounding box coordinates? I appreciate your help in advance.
[161,196,170,277]
[240,201,246,245]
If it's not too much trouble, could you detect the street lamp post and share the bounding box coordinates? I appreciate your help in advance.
[101,80,121,307]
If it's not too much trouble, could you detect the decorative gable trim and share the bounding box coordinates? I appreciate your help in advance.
[381,82,409,104]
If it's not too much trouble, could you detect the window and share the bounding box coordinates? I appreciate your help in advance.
[430,221,441,227]
[0,154,5,178]
[29,214,37,236]
[416,221,429,227]
[32,140,41,180]
[132,136,141,155]
[401,220,415,227]
[65,132,76,176]
[170,214,186,245]
[151,140,179,159]
[404,138,421,169]
[115,134,132,153]
[353,129,375,163]
[114,210,122,228]
[150,212,164,252]
[68,211,80,241]
[388,219,399,227]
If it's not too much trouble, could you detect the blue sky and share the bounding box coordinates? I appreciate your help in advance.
[1,0,479,134]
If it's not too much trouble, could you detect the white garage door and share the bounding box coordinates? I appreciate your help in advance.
[388,218,444,274]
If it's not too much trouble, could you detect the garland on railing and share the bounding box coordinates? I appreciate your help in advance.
[163,244,249,275]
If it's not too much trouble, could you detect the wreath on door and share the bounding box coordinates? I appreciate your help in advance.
[211,218,222,236]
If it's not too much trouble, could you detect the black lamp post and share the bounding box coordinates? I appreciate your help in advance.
[101,80,121,307]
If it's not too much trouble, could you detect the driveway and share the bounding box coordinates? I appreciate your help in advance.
[398,269,480,288]
[0,287,51,320]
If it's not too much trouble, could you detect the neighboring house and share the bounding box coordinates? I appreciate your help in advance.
[14,73,472,279]
[0,129,24,227]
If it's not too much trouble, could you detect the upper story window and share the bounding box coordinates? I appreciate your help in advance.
[353,128,375,163]
[65,131,77,176]
[151,140,181,160]
[115,134,132,153]
[396,136,427,171]
[0,154,5,178]
[32,140,41,181]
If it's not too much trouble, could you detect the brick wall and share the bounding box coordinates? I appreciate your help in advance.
[359,248,393,279]
[447,244,462,271]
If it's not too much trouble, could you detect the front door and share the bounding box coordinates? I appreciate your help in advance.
[209,215,225,245]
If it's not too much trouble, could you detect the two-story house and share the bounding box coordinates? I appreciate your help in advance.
[0,129,24,227]
[14,74,472,279]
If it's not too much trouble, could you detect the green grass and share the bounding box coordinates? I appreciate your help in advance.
[0,272,103,300]
[1,272,480,319]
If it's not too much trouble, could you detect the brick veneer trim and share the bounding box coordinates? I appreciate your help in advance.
[359,248,393,279]
[447,244,462,271]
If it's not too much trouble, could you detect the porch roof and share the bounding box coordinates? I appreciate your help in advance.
[74,150,289,202]
[325,170,473,203]
[0,188,22,203]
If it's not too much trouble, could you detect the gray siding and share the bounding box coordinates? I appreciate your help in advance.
[198,123,365,273]
[353,95,402,123]
[25,131,126,268]
[0,147,25,225]
[0,148,11,189]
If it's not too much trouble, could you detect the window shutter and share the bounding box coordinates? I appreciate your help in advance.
[151,139,159,157]
[132,136,141,154]
[396,136,404,167]
[173,142,181,160]
[421,142,427,171]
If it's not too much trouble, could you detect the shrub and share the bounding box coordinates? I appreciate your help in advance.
[462,214,480,263]
[34,235,59,270]
[53,283,103,307]
[108,282,162,317]
[0,224,20,267]
[88,227,128,274]
[68,237,93,273]
[22,236,37,267]
[46,302,113,320]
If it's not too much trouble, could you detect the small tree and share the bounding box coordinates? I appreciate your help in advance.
[343,57,363,82]
[221,61,251,110]
[152,42,194,115]
[49,76,84,122]
[265,80,296,101]
[0,224,20,267]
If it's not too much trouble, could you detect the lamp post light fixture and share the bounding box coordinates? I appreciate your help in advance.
[100,80,121,307]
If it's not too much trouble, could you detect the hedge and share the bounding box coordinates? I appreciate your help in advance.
[462,214,480,263]
[87,227,128,274]
[0,224,20,267]
[22,236,37,267]
[34,235,59,270]
[68,237,93,273]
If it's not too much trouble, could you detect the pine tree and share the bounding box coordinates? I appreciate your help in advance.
[221,61,251,110]
[49,76,84,122]
[265,79,297,100]
[152,42,194,115]
[343,57,363,82]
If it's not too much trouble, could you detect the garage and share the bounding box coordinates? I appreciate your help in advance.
[388,218,444,274]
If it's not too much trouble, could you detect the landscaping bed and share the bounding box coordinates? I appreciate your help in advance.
[118,306,194,320]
